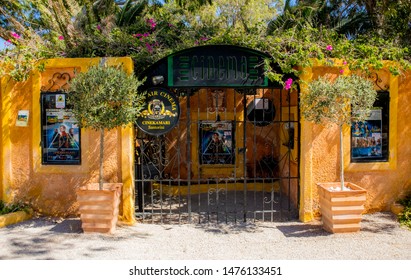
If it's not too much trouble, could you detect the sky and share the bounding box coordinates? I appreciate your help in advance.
[0,38,7,51]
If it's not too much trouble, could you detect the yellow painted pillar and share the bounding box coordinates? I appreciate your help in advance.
[112,57,136,225]
[119,124,136,225]
[1,76,14,203]
[298,67,315,222]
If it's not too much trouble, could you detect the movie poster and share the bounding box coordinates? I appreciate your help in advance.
[351,109,382,160]
[41,93,81,165]
[199,121,234,165]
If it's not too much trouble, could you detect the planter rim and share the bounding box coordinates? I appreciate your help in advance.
[77,182,123,192]
[317,182,367,193]
[76,183,123,195]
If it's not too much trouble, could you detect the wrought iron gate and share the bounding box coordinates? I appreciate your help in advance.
[135,87,299,223]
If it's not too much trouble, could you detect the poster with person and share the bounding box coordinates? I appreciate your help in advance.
[199,121,234,164]
[41,93,81,164]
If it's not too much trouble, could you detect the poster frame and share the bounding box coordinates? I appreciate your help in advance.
[41,91,81,165]
[198,120,235,165]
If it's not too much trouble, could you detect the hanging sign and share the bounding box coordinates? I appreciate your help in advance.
[136,88,180,136]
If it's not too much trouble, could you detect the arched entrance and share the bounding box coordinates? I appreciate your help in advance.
[135,45,299,223]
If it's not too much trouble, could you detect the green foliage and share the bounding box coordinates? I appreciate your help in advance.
[0,200,30,215]
[301,73,378,189]
[67,64,145,131]
[398,194,411,230]
[0,34,61,81]
[301,75,378,126]
[1,0,411,85]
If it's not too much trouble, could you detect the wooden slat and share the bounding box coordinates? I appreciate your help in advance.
[317,182,367,233]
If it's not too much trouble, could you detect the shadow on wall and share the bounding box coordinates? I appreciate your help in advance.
[12,128,122,217]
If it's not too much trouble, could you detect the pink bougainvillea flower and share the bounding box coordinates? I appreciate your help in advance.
[133,33,142,38]
[339,69,344,74]
[326,45,333,51]
[11,32,20,39]
[147,18,156,29]
[143,33,150,37]
[58,35,64,40]
[284,78,293,90]
[97,25,101,31]
[343,60,347,65]
[145,43,153,53]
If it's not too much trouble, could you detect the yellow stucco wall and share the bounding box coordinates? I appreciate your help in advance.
[0,57,135,224]
[299,62,411,221]
[2,56,411,224]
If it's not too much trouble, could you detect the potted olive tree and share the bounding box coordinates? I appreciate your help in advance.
[68,62,144,234]
[301,74,377,233]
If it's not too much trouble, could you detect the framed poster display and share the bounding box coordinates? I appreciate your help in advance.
[199,121,235,165]
[41,92,81,165]
[351,109,383,160]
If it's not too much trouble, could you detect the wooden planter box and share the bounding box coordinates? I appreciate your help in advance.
[77,183,122,234]
[317,182,367,233]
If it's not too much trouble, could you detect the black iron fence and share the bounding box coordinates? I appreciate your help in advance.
[135,88,299,224]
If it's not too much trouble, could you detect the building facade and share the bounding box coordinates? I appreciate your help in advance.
[1,47,410,224]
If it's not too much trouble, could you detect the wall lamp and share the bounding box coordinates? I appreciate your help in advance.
[152,75,164,85]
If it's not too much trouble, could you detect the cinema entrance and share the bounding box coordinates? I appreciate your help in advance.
[135,45,299,223]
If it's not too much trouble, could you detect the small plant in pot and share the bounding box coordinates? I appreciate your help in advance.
[301,73,377,233]
[68,62,144,233]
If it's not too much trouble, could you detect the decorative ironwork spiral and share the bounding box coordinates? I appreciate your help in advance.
[208,187,226,206]
[368,72,389,91]
[263,188,279,204]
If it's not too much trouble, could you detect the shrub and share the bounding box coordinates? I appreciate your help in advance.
[0,200,30,215]
[398,194,411,230]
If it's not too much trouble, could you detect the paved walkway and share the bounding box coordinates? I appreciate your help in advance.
[0,212,410,260]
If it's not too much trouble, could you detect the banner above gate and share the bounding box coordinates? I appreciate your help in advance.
[168,46,268,87]
[139,45,284,89]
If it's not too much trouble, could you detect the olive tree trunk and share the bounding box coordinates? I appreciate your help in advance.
[99,128,104,191]
[339,124,345,191]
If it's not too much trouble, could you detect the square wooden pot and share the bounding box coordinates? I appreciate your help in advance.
[77,183,122,234]
[317,182,367,233]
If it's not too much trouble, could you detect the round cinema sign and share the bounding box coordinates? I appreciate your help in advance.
[136,88,180,136]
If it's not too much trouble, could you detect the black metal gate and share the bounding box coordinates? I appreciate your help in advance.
[135,86,299,224]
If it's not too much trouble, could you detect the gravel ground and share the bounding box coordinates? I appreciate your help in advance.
[0,212,410,260]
